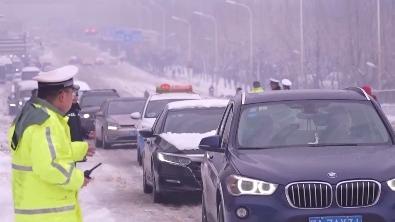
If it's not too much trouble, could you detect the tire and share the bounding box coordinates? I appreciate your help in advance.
[202,194,208,222]
[102,131,111,149]
[95,137,103,147]
[143,164,153,194]
[152,171,163,203]
[217,199,224,222]
[137,151,142,166]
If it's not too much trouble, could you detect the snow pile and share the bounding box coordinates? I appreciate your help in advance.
[160,130,216,150]
[167,99,229,110]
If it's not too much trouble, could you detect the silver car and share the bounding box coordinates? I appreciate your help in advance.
[95,97,146,149]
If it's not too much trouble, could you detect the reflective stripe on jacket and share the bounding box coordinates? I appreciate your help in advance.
[9,98,88,222]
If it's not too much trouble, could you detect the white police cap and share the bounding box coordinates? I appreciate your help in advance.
[34,65,79,89]
[281,79,292,86]
[269,78,280,83]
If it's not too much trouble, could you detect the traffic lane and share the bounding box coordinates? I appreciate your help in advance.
[79,144,201,222]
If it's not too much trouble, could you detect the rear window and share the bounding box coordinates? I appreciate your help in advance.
[163,108,225,133]
[81,94,119,107]
[145,99,189,118]
[108,100,145,115]
[237,100,391,149]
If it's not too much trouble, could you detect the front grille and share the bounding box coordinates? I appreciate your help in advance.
[336,180,381,208]
[286,182,332,209]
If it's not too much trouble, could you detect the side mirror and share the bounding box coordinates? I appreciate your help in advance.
[139,128,154,138]
[130,112,142,120]
[199,135,224,153]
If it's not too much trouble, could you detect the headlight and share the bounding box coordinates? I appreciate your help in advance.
[107,124,118,130]
[157,152,191,166]
[83,113,90,119]
[9,103,16,107]
[18,101,23,105]
[387,179,395,191]
[226,175,278,196]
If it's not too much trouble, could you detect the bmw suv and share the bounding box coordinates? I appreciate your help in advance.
[199,88,395,222]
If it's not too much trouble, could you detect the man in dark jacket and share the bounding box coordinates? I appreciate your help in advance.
[66,85,89,142]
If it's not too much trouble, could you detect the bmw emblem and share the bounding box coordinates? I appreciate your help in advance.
[328,172,337,179]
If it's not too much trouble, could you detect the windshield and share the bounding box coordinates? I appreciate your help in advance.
[21,71,39,80]
[163,108,225,134]
[238,100,391,149]
[108,100,145,115]
[81,94,118,107]
[20,90,32,98]
[145,99,190,118]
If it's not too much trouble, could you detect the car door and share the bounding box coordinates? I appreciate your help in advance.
[144,110,165,182]
[95,102,107,140]
[203,104,234,221]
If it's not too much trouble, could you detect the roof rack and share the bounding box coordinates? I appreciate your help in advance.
[344,87,370,101]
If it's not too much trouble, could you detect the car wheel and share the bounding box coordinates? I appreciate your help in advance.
[217,199,224,222]
[202,194,208,222]
[152,170,163,203]
[137,151,142,166]
[143,164,153,194]
[102,131,111,149]
[95,134,103,147]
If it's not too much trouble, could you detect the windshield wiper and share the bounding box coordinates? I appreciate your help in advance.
[307,143,359,147]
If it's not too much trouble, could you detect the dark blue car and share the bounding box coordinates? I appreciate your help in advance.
[199,88,395,222]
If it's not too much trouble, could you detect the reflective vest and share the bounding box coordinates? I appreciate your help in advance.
[8,98,88,222]
[250,87,264,93]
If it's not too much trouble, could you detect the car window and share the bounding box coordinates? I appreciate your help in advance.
[21,71,39,80]
[144,99,191,118]
[153,110,166,135]
[108,100,145,115]
[162,108,225,134]
[237,100,391,149]
[80,94,119,107]
[221,107,234,147]
[218,104,232,136]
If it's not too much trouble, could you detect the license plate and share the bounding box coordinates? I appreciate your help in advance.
[309,215,362,222]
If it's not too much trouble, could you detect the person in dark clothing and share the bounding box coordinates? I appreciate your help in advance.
[269,78,282,90]
[66,85,89,142]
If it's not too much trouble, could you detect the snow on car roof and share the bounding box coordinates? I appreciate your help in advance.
[150,93,201,101]
[160,130,216,150]
[167,99,229,110]
[22,66,40,72]
[17,80,37,90]
[74,80,91,91]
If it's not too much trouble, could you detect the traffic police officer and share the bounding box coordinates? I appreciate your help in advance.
[8,65,94,222]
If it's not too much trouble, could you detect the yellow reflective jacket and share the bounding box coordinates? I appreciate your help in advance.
[8,98,88,222]
[250,87,264,93]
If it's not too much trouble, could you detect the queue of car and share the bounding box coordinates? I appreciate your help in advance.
[7,73,395,221]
